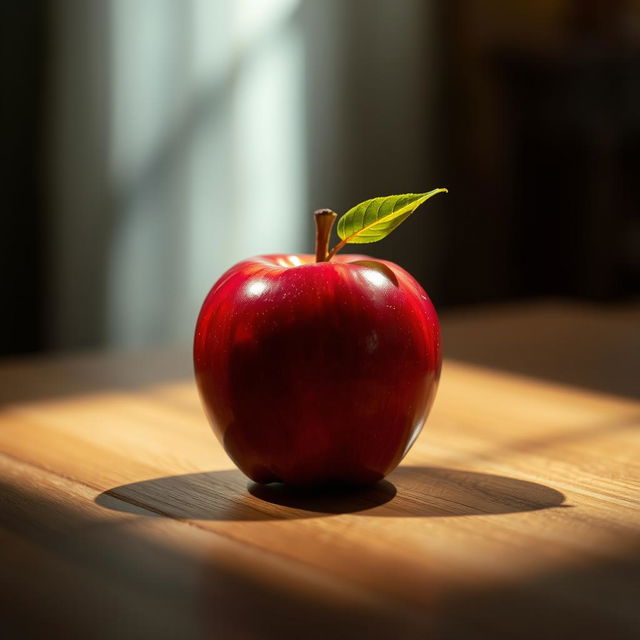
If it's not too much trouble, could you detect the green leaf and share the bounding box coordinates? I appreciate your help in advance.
[336,189,447,245]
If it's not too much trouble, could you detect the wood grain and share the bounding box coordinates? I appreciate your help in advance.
[1,303,639,639]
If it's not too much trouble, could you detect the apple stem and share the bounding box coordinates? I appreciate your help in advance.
[314,209,337,262]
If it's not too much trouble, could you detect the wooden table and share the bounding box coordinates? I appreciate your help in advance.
[1,302,639,639]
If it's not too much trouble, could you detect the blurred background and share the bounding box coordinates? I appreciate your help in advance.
[2,0,639,357]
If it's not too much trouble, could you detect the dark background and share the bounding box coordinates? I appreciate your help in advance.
[2,0,639,357]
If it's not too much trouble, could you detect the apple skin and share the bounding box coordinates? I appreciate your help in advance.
[193,253,441,487]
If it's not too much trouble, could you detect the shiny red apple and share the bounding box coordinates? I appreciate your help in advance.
[194,205,442,486]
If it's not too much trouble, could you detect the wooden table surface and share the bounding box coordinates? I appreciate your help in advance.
[1,302,639,639]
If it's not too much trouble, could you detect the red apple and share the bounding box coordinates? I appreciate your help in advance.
[194,197,444,486]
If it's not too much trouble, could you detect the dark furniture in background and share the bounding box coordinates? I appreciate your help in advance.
[501,45,640,300]
[439,0,640,307]
[0,2,47,354]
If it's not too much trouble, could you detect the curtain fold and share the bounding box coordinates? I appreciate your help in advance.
[48,0,306,349]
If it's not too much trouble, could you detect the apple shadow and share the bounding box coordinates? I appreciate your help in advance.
[95,465,566,521]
